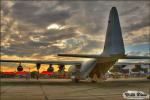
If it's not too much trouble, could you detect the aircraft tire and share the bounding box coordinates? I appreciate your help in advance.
[72,78,80,83]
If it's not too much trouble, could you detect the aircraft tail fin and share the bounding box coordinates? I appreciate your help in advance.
[102,7,125,56]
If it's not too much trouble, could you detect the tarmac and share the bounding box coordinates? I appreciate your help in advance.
[0,78,150,100]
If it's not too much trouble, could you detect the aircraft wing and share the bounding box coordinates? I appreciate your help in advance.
[0,60,82,65]
[58,54,150,59]
[58,54,102,58]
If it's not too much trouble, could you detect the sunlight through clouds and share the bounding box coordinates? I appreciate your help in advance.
[47,23,66,30]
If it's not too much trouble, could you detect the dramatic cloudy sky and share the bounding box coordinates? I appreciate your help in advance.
[1,0,150,72]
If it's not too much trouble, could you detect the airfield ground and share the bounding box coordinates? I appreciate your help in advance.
[0,78,150,100]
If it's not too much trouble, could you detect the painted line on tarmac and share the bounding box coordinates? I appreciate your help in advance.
[38,80,49,100]
[47,94,121,100]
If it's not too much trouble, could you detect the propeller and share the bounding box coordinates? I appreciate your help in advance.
[58,64,65,72]
[36,63,41,73]
[35,63,41,80]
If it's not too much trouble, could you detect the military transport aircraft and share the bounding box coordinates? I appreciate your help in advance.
[1,7,150,82]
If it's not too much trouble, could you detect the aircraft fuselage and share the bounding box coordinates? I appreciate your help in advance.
[89,59,117,79]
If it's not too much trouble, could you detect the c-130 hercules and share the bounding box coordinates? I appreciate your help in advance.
[1,7,150,82]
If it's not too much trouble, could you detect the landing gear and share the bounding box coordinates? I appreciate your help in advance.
[72,78,80,83]
[71,76,80,83]
[90,73,106,83]
[91,80,97,83]
[91,73,99,83]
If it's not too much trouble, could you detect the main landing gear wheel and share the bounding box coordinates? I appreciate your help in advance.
[72,78,80,83]
[75,78,79,83]
[91,74,99,83]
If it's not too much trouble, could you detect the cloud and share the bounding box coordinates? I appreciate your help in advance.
[1,0,149,60]
[127,51,150,56]
[123,16,150,33]
[124,26,149,45]
[11,1,71,29]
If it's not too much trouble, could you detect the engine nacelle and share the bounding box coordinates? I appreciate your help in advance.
[47,64,54,72]
[17,65,23,72]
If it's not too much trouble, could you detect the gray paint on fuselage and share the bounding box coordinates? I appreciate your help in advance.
[79,58,97,79]
[78,58,117,79]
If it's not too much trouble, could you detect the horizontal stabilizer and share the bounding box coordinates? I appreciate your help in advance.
[115,62,150,65]
[123,56,150,59]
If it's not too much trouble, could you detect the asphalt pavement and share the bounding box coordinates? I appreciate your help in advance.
[0,78,150,100]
